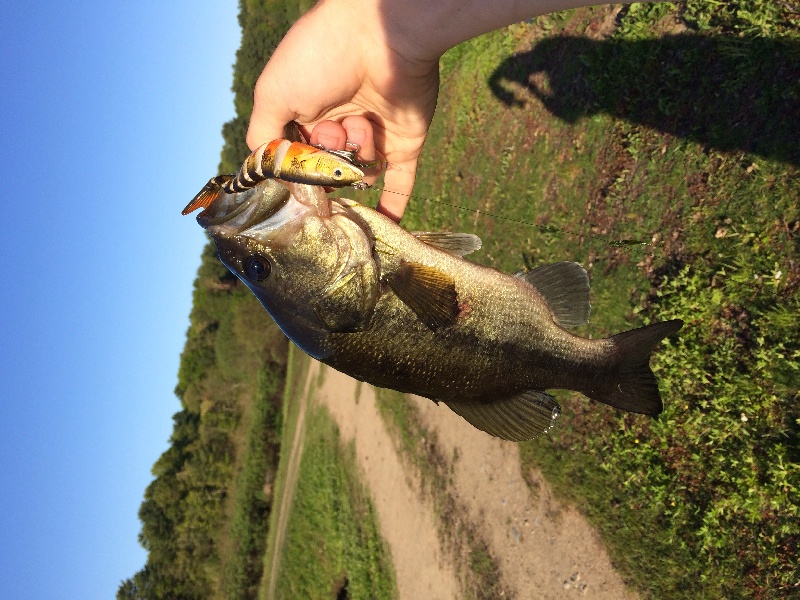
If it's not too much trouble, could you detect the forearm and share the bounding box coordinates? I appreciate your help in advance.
[340,0,639,61]
[249,0,643,217]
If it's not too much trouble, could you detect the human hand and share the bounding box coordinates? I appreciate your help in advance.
[246,0,441,222]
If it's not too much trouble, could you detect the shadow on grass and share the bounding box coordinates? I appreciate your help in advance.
[489,34,800,166]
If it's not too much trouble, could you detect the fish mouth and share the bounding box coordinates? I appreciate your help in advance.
[194,179,292,235]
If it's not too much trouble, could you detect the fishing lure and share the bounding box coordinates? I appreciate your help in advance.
[182,139,367,215]
[312,141,386,171]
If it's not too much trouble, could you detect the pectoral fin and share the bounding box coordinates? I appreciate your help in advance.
[412,232,482,256]
[444,391,561,441]
[384,262,459,331]
[516,262,590,328]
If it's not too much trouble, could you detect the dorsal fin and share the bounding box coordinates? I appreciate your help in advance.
[516,262,590,328]
[384,262,459,331]
[412,231,482,256]
[444,390,561,441]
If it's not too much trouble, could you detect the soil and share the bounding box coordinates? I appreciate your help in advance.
[316,363,461,600]
[310,362,639,600]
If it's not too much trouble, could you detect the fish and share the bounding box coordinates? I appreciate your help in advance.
[182,138,365,216]
[183,177,683,441]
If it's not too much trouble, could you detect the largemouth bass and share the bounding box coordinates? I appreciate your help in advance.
[184,177,682,441]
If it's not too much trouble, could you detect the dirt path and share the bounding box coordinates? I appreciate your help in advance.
[265,363,311,600]
[316,364,461,600]
[413,396,638,599]
[313,364,638,600]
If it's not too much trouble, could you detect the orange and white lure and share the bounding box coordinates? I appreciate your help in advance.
[182,139,368,215]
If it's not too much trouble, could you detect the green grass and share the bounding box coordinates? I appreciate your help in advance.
[271,401,397,600]
[199,3,799,599]
[259,345,311,599]
[362,4,800,598]
[218,366,284,600]
[257,349,396,600]
[372,388,430,473]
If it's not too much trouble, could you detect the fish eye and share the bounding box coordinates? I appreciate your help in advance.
[333,167,343,179]
[243,255,271,281]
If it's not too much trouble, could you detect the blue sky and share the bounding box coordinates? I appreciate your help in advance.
[0,2,240,597]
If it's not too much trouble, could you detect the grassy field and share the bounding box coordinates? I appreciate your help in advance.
[218,366,285,600]
[258,350,397,600]
[206,3,798,598]
[258,345,311,600]
[356,3,799,598]
[269,403,397,600]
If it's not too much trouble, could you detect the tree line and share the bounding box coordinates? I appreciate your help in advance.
[118,1,311,597]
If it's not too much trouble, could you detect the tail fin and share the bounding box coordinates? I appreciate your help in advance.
[593,319,683,416]
[182,175,231,215]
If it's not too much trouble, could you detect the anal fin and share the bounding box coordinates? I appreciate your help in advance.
[444,391,561,441]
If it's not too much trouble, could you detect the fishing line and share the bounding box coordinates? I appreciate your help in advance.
[365,185,656,256]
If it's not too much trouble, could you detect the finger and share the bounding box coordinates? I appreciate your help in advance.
[377,157,418,222]
[341,116,382,184]
[310,121,348,150]
[341,115,375,159]
[246,76,297,150]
